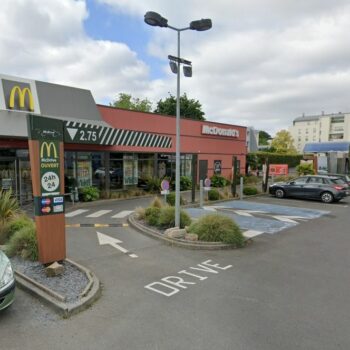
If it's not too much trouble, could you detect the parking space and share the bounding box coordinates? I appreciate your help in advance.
[186,198,331,236]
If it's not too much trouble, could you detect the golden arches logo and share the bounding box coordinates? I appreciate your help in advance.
[9,85,34,111]
[40,142,58,158]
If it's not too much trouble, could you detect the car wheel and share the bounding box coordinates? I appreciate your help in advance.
[275,188,285,198]
[321,191,334,203]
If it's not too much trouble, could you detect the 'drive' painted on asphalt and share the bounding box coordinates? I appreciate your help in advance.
[144,260,232,297]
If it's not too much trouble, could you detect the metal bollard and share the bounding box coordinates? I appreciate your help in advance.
[240,177,243,200]
[199,180,204,208]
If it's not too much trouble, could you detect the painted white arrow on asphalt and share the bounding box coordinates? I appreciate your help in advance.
[97,231,138,258]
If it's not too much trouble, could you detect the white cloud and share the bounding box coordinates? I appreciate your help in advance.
[1,0,350,135]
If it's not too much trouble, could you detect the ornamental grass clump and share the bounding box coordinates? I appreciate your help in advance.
[157,206,191,229]
[0,189,20,225]
[6,220,38,261]
[0,214,33,245]
[188,214,244,247]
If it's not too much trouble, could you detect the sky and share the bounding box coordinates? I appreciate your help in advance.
[1,0,350,135]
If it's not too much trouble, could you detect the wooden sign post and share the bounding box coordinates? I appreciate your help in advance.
[27,115,66,264]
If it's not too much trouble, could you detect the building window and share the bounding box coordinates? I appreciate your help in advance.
[331,116,344,123]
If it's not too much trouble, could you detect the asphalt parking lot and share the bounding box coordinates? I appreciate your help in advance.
[1,194,350,350]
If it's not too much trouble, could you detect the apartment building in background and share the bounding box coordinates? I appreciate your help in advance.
[289,112,350,153]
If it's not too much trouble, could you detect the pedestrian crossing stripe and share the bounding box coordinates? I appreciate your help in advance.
[65,121,172,148]
[65,223,129,228]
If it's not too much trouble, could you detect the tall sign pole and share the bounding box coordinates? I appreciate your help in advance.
[27,115,66,264]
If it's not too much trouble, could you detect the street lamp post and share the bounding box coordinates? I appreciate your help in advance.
[144,11,212,228]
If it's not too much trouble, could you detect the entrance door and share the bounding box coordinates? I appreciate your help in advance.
[198,160,208,182]
[19,159,33,204]
[0,159,17,193]
[110,159,123,189]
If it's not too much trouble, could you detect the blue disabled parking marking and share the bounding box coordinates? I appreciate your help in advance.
[185,208,296,234]
[185,200,329,235]
[216,200,329,218]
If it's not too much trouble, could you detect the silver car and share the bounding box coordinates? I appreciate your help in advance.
[0,250,15,311]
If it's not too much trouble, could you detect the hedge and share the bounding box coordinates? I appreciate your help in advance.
[248,152,303,168]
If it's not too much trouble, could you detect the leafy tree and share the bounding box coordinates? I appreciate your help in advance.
[154,93,205,120]
[110,93,152,112]
[259,130,272,145]
[270,130,297,154]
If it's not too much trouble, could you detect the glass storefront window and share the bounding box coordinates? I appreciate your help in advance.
[77,153,92,188]
[91,153,105,190]
[123,154,138,186]
[137,154,154,188]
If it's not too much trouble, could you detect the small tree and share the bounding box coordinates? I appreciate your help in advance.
[110,93,152,112]
[296,163,314,175]
[258,130,272,145]
[271,130,297,154]
[154,93,205,120]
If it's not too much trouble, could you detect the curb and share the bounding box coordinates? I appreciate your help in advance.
[129,214,249,250]
[15,259,101,318]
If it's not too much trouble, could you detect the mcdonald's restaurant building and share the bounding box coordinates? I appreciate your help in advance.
[0,74,247,203]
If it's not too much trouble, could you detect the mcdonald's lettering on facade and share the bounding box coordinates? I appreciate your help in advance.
[40,142,58,159]
[9,85,34,111]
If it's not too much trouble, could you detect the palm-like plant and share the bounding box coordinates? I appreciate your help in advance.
[0,190,20,224]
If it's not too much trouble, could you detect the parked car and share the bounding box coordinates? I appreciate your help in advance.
[269,175,349,203]
[0,250,15,311]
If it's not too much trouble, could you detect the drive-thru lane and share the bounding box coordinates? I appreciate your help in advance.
[2,195,350,350]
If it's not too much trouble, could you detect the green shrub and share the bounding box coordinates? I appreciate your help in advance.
[296,163,314,175]
[243,175,259,185]
[208,189,220,201]
[243,186,258,195]
[210,175,230,187]
[0,190,20,224]
[145,177,161,192]
[144,207,161,226]
[188,214,244,246]
[180,176,192,191]
[5,222,38,261]
[0,215,33,245]
[249,152,303,168]
[157,206,191,229]
[166,192,185,206]
[79,186,100,202]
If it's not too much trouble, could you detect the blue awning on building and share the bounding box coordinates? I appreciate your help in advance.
[303,142,350,153]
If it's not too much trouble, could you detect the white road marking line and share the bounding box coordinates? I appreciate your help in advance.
[202,206,217,212]
[233,210,253,216]
[86,210,113,218]
[232,210,267,217]
[271,215,299,223]
[243,230,264,238]
[65,209,89,218]
[111,210,134,218]
[129,254,138,258]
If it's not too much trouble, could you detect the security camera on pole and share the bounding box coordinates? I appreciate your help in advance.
[144,11,212,227]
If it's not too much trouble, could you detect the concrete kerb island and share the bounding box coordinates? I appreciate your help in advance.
[129,214,252,250]
[15,259,101,318]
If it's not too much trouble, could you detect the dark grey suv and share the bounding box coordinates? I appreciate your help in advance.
[269,175,349,203]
